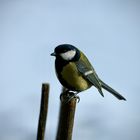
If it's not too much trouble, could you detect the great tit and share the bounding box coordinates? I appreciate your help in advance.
[51,44,126,102]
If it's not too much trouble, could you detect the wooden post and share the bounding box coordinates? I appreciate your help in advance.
[56,89,77,140]
[37,83,49,140]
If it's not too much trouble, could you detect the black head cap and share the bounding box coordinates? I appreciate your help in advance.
[55,44,77,54]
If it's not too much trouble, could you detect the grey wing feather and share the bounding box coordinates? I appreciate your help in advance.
[75,54,126,100]
[75,60,104,97]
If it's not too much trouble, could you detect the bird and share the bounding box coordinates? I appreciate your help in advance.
[51,44,126,103]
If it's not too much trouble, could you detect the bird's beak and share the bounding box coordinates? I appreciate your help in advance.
[50,52,56,56]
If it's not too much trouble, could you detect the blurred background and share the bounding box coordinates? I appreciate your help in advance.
[0,0,140,140]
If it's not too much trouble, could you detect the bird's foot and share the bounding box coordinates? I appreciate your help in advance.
[60,91,80,104]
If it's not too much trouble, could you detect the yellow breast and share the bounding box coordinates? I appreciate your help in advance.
[61,62,92,91]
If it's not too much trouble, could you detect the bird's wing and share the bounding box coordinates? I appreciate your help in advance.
[75,53,104,96]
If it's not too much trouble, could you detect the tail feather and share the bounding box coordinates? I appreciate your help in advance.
[98,89,104,97]
[99,79,126,100]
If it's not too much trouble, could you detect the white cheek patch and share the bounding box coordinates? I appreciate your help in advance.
[60,50,76,60]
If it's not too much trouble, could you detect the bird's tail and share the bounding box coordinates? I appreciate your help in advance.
[99,79,126,100]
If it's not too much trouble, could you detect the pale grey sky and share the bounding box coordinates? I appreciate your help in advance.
[0,0,140,140]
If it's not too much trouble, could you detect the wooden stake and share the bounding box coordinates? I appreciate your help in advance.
[37,83,49,140]
[56,89,77,140]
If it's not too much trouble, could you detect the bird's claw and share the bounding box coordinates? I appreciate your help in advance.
[76,96,80,103]
[60,91,80,104]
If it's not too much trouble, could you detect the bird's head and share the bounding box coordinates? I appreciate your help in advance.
[51,44,80,61]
